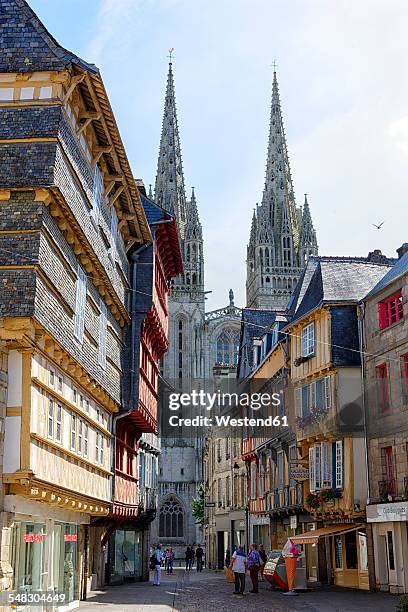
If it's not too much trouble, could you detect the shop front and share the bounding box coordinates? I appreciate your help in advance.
[291,523,370,590]
[367,501,408,593]
[6,501,86,612]
[107,527,143,584]
[251,514,270,548]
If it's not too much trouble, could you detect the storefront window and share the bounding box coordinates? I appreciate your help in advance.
[12,522,47,592]
[358,529,368,571]
[334,535,343,569]
[110,530,142,583]
[345,531,358,569]
[55,523,79,603]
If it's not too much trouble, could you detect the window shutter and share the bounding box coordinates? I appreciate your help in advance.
[310,381,316,409]
[98,299,107,368]
[335,440,343,489]
[324,376,332,410]
[74,265,87,341]
[309,447,316,492]
[321,442,333,488]
[315,444,322,490]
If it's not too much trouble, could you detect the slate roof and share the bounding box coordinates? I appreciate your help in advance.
[288,259,391,325]
[237,308,282,379]
[363,250,408,300]
[140,193,172,229]
[0,0,98,73]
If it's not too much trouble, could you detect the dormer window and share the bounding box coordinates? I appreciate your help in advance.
[301,322,315,357]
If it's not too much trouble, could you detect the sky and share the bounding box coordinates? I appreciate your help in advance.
[31,0,408,311]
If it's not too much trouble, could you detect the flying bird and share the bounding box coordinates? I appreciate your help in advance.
[372,221,384,230]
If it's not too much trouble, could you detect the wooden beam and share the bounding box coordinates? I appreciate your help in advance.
[92,146,113,168]
[63,73,86,104]
[109,185,124,208]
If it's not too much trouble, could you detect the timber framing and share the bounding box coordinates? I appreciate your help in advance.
[0,316,119,413]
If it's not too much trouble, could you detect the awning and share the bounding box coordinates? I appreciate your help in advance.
[289,523,364,545]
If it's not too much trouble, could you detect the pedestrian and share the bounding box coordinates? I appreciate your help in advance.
[166,548,174,574]
[247,543,261,593]
[185,546,193,571]
[230,544,246,595]
[164,548,169,573]
[224,549,231,568]
[151,544,163,586]
[191,546,195,569]
[196,544,204,572]
[259,543,267,581]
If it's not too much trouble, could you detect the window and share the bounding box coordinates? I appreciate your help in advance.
[55,404,62,443]
[296,376,332,420]
[301,322,315,357]
[226,475,231,507]
[98,299,107,369]
[310,440,343,492]
[84,423,88,457]
[335,440,343,488]
[402,354,408,400]
[345,531,358,569]
[251,462,257,498]
[334,535,343,569]
[216,329,240,365]
[58,374,63,394]
[95,432,103,464]
[277,451,284,490]
[378,291,404,330]
[376,363,389,413]
[159,496,184,538]
[48,399,54,439]
[72,387,78,405]
[74,265,87,342]
[49,368,55,387]
[77,420,83,455]
[381,446,395,493]
[70,414,77,451]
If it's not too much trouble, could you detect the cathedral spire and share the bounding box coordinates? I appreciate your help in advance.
[246,69,318,309]
[300,193,318,265]
[154,59,187,237]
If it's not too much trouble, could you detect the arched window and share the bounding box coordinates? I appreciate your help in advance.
[178,320,183,378]
[216,329,240,365]
[159,496,184,538]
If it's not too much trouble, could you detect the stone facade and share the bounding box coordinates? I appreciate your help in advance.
[362,247,408,593]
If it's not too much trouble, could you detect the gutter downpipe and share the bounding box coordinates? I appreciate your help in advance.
[358,302,371,503]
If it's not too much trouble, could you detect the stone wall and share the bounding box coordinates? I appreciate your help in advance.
[0,342,12,590]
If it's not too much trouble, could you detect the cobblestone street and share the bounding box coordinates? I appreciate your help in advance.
[79,569,400,611]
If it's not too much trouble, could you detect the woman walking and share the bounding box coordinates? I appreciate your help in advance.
[247,544,261,593]
[259,544,267,581]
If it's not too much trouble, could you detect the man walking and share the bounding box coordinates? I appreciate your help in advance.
[196,544,204,572]
[247,544,261,593]
[185,546,193,571]
[230,544,246,595]
[152,544,163,586]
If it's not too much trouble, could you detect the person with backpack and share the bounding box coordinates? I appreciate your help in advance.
[230,544,247,595]
[151,544,163,586]
[258,543,267,581]
[247,543,260,593]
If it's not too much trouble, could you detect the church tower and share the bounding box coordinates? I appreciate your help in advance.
[246,70,318,309]
[151,58,205,553]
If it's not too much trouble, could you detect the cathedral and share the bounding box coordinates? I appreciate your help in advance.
[150,61,317,553]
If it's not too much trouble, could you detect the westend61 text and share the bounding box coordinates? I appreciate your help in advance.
[168,415,289,427]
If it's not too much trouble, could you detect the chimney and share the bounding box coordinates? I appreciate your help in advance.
[397,243,408,259]
[367,249,387,264]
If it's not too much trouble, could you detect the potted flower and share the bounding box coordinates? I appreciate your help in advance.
[306,493,320,509]
[319,489,335,503]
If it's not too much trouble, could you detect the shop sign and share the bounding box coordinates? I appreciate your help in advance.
[289,466,309,481]
[205,502,216,508]
[64,534,78,542]
[252,515,269,526]
[24,533,44,543]
[290,516,298,530]
[367,502,408,523]
[239,521,245,528]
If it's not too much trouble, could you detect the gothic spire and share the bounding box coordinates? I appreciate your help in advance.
[246,69,318,309]
[154,60,187,238]
[299,193,318,265]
